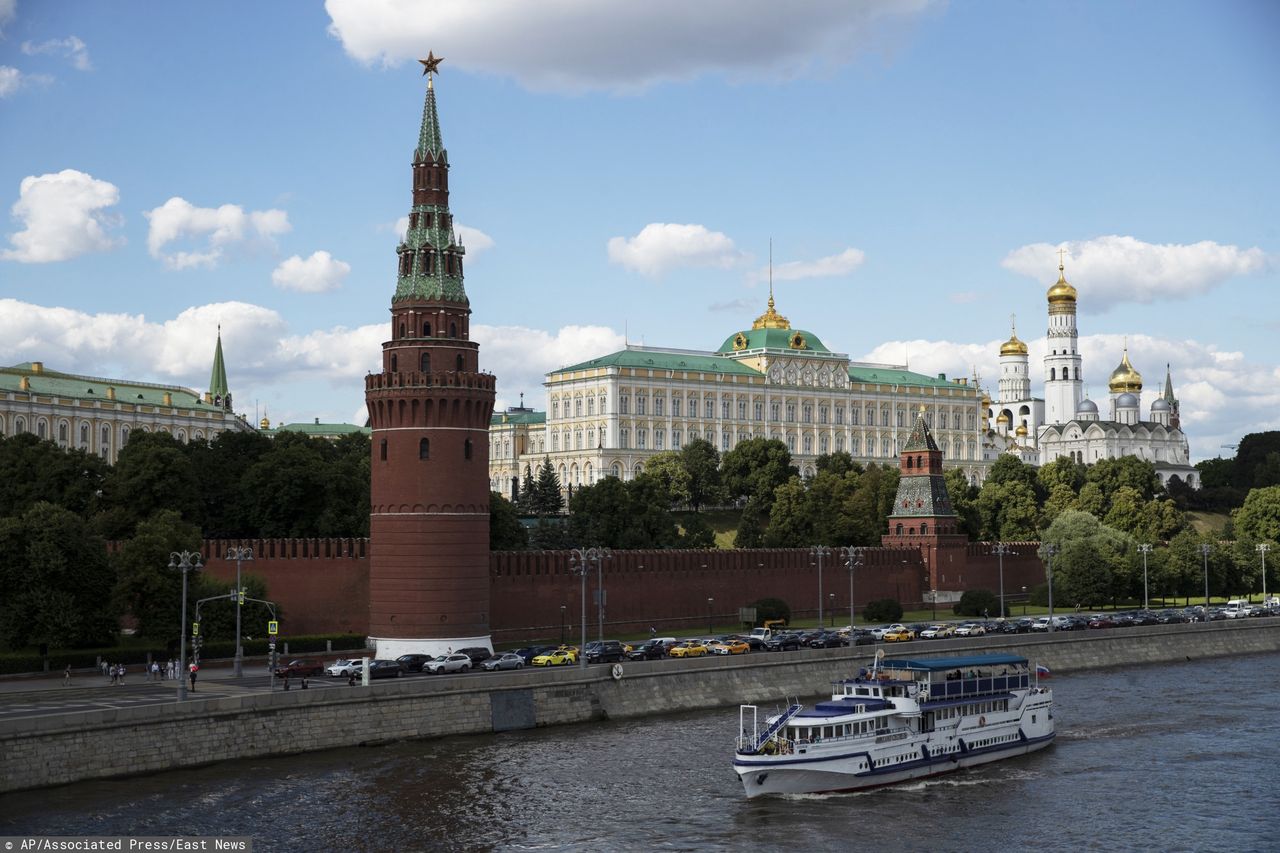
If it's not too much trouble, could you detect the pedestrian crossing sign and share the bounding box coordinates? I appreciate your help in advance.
[268,620,279,635]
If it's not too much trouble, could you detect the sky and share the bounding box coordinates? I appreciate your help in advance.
[1,0,1277,463]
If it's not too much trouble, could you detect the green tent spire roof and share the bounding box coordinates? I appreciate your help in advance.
[902,406,940,452]
[415,78,446,163]
[208,326,229,399]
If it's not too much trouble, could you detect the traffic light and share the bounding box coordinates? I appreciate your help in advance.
[191,621,199,637]
[238,589,245,605]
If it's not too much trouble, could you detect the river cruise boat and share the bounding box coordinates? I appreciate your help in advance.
[733,652,1053,797]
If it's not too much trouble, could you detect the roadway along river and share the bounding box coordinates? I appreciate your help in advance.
[2,652,1275,851]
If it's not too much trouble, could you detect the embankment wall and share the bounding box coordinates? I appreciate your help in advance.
[5,620,1272,794]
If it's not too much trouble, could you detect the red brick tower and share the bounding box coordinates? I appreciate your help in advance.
[882,406,969,594]
[364,55,496,658]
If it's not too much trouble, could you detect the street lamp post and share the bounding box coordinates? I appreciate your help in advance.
[811,545,831,632]
[1201,543,1212,619]
[225,546,253,678]
[1138,544,1152,611]
[168,551,203,701]
[828,593,835,627]
[1258,543,1270,605]
[930,589,937,621]
[839,547,863,633]
[707,597,714,635]
[569,547,610,668]
[1021,585,1027,616]
[559,604,566,645]
[992,542,1011,618]
[1042,543,1057,633]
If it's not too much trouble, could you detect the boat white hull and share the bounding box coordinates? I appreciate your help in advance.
[735,734,1054,798]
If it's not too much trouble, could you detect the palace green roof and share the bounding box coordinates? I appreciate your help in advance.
[491,410,546,426]
[1,363,217,411]
[272,421,370,437]
[715,327,831,354]
[846,366,965,389]
[555,349,763,376]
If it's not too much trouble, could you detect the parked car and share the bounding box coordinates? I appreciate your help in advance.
[669,640,709,658]
[366,659,404,679]
[532,649,575,667]
[481,653,525,671]
[1087,615,1116,629]
[396,653,433,673]
[884,627,915,642]
[764,632,802,652]
[1030,617,1051,632]
[425,654,473,674]
[738,635,769,651]
[326,658,365,677]
[627,639,666,660]
[849,629,877,646]
[585,640,626,664]
[514,646,555,665]
[954,622,986,637]
[918,624,952,639]
[275,658,324,678]
[807,632,846,649]
[456,647,493,666]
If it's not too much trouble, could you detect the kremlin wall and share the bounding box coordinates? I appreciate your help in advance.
[200,539,1046,642]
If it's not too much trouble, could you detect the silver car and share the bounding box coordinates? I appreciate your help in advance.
[425,654,472,674]
[326,658,365,677]
[481,653,525,672]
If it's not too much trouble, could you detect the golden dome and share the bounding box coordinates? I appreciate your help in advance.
[259,414,270,430]
[751,292,790,330]
[1047,260,1077,304]
[1015,423,1028,437]
[1108,345,1143,394]
[1000,317,1028,356]
[995,412,1009,424]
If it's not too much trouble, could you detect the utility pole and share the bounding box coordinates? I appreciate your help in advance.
[811,545,831,631]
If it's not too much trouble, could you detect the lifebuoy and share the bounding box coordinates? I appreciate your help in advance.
[979,715,986,727]
[610,663,624,681]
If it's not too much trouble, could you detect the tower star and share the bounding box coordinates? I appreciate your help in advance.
[419,52,444,77]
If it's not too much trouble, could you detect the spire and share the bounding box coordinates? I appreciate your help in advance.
[209,325,229,402]
[1163,363,1177,403]
[415,52,446,162]
[752,239,790,329]
[903,405,940,452]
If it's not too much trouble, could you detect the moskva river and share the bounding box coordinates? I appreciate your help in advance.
[3,652,1276,852]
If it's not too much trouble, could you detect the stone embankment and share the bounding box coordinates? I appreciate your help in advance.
[2,619,1276,793]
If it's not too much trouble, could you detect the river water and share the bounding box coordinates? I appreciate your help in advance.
[3,652,1276,852]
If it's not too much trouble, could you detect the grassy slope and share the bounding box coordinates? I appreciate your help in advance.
[1186,510,1232,535]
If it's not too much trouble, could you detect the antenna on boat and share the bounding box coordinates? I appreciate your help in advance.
[871,648,884,678]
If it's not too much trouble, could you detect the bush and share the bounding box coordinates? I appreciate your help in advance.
[1028,583,1051,607]
[952,589,1008,618]
[863,598,903,623]
[752,597,791,625]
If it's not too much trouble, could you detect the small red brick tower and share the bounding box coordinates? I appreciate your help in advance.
[364,54,496,659]
[882,406,969,594]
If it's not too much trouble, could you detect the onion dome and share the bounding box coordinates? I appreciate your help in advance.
[1076,399,1098,415]
[1108,345,1143,393]
[995,412,1009,424]
[1000,318,1029,356]
[752,292,790,330]
[259,413,270,429]
[1152,398,1170,412]
[1116,392,1139,408]
[1015,423,1028,437]
[1047,258,1078,305]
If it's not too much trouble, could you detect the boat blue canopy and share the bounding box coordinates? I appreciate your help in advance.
[881,654,1028,671]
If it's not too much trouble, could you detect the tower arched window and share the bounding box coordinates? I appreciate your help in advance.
[921,523,928,535]
[419,438,429,459]
[421,352,430,373]
[450,322,457,337]
[390,354,398,373]
[456,354,464,371]
[895,523,904,536]
[1050,368,1056,380]
[1063,367,1070,380]
[399,323,406,339]
[906,456,914,469]
[380,439,388,461]
[464,438,473,460]
[423,321,431,337]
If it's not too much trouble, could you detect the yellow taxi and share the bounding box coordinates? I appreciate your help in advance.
[884,627,916,642]
[712,639,749,655]
[668,640,709,658]
[554,645,580,663]
[532,649,576,666]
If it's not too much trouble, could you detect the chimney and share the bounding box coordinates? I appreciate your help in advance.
[31,362,43,374]
[107,386,116,400]
[314,417,320,425]
[20,376,30,391]
[163,392,173,406]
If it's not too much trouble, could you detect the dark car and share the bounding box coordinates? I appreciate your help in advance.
[627,639,666,660]
[806,631,846,649]
[1087,615,1116,629]
[396,653,433,673]
[995,620,1023,634]
[366,659,403,679]
[275,658,324,678]
[514,646,554,665]
[764,632,802,652]
[585,640,626,664]
[456,647,493,666]
[848,630,877,645]
[739,635,768,651]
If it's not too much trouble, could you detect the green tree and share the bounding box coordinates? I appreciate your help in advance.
[1233,431,1280,488]
[977,479,1040,540]
[241,433,332,537]
[1037,456,1086,495]
[863,598,903,623]
[111,510,203,641]
[1102,486,1145,535]
[751,597,791,624]
[1235,486,1280,543]
[953,589,1005,618]
[187,430,274,536]
[0,433,110,519]
[943,467,980,539]
[721,438,795,511]
[1086,456,1161,504]
[567,475,679,549]
[489,492,528,551]
[733,497,768,548]
[529,457,564,517]
[94,431,201,539]
[677,512,716,548]
[1042,510,1137,607]
[641,451,690,506]
[987,454,1040,494]
[0,502,117,649]
[1134,498,1185,544]
[680,438,724,511]
[815,452,858,478]
[1041,483,1078,528]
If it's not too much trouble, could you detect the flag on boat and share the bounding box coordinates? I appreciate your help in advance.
[1036,664,1052,678]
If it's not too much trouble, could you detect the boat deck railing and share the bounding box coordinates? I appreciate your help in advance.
[923,674,1029,701]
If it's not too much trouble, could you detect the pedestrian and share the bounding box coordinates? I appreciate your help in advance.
[151,661,160,681]
[188,661,198,692]
[119,664,125,684]
[649,626,656,639]
[301,676,309,690]
[283,676,290,691]
[63,664,72,686]
[348,673,356,687]
[109,664,117,685]
[101,660,109,677]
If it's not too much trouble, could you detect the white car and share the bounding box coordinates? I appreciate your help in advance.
[326,658,365,677]
[919,624,952,639]
[869,624,906,640]
[425,654,472,674]
[954,622,986,637]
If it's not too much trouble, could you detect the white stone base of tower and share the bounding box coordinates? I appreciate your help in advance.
[371,635,493,660]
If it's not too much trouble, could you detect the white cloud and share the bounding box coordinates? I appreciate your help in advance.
[750,247,865,283]
[143,197,291,270]
[1002,235,1269,311]
[709,297,757,314]
[21,36,92,71]
[0,0,15,37]
[474,323,626,410]
[1,169,122,263]
[456,223,494,256]
[0,64,52,98]
[607,223,743,277]
[325,0,936,93]
[271,251,351,293]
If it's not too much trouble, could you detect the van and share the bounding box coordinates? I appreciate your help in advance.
[1223,599,1248,619]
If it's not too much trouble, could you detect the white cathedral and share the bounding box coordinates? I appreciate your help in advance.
[983,259,1198,489]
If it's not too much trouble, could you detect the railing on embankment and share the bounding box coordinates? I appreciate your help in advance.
[2,619,1277,794]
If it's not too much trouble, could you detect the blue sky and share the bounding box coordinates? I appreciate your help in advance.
[1,0,1277,462]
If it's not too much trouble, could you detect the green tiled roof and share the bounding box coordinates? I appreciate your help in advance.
[715,327,831,354]
[847,365,967,389]
[273,422,370,436]
[1,363,218,412]
[890,475,956,518]
[555,349,763,377]
[491,410,546,426]
[902,411,941,452]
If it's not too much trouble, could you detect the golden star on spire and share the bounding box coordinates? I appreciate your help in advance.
[419,51,444,77]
